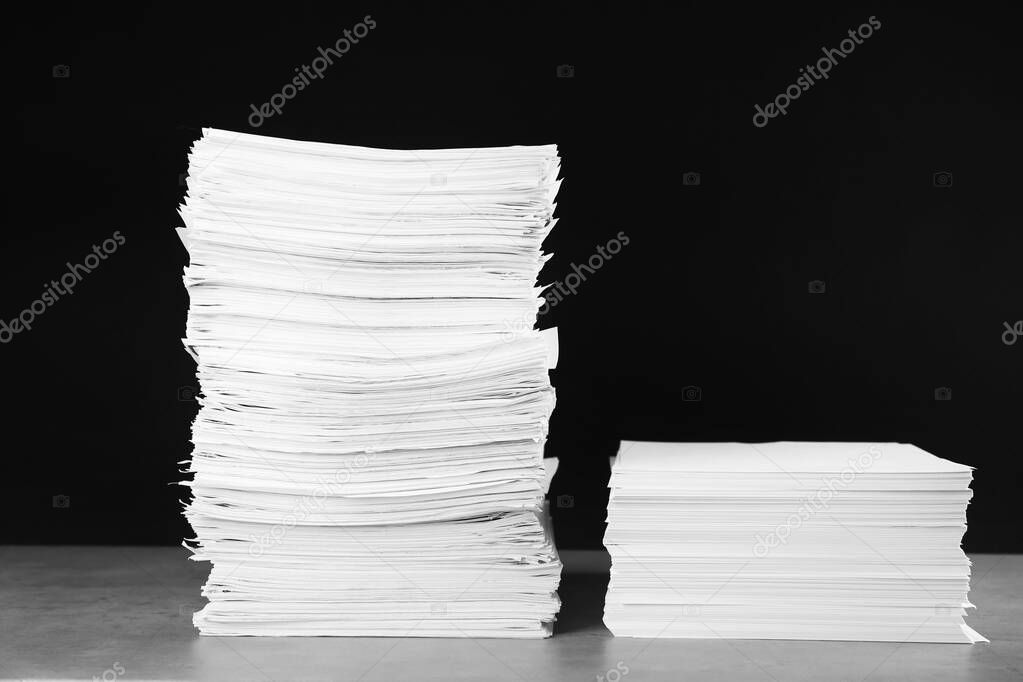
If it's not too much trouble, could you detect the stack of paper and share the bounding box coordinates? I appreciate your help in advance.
[178,128,563,637]
[603,441,985,643]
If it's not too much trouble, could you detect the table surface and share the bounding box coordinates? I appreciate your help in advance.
[1,547,1019,682]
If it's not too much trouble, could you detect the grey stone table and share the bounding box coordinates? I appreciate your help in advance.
[1,547,1020,681]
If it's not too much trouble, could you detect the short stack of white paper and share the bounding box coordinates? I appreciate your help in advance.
[603,441,985,643]
[178,128,562,637]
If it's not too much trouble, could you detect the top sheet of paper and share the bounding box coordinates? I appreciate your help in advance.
[614,441,972,474]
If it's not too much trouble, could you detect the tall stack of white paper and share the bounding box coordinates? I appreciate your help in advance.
[603,441,985,643]
[178,128,562,637]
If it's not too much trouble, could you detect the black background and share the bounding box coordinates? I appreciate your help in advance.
[6,2,1021,551]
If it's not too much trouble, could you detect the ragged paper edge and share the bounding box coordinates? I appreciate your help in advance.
[543,457,559,495]
[541,327,558,369]
[962,624,988,643]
